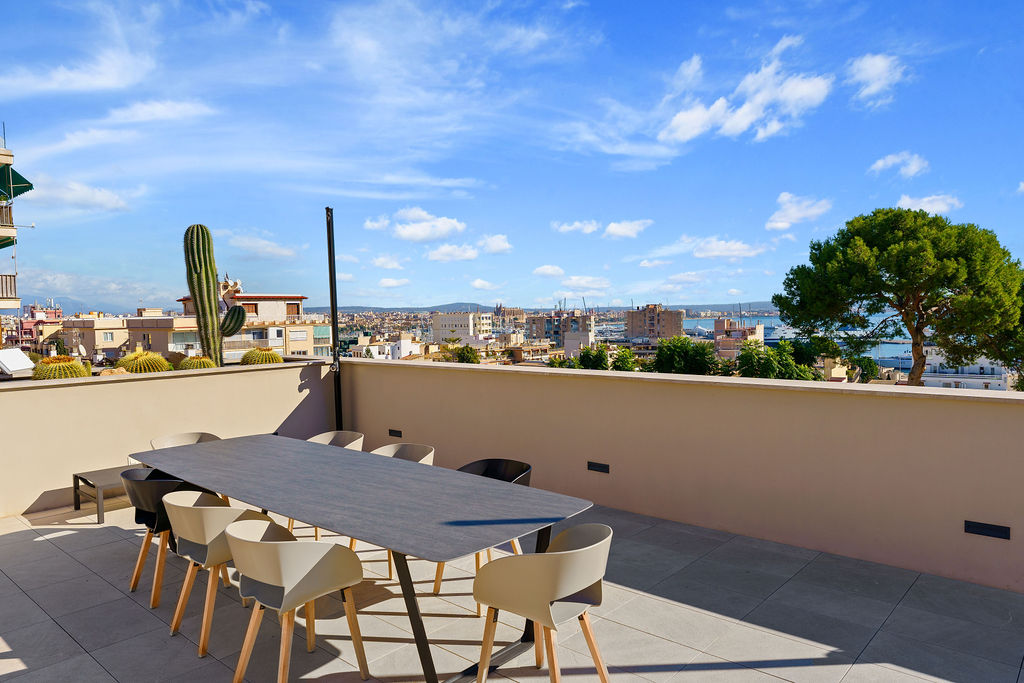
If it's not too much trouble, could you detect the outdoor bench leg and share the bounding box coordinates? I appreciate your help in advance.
[73,476,81,511]
[96,486,105,524]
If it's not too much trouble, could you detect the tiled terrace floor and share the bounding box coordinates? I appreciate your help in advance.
[2,501,1024,683]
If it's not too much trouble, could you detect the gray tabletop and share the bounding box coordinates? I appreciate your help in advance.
[134,434,591,563]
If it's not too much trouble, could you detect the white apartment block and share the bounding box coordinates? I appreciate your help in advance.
[430,312,493,344]
[921,347,1014,391]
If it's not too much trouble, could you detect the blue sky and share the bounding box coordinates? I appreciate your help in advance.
[4,0,1024,311]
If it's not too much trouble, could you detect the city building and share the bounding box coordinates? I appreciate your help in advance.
[492,303,526,329]
[626,304,684,340]
[178,277,307,323]
[713,318,765,361]
[430,311,492,344]
[526,310,595,357]
[7,303,63,352]
[0,147,33,311]
[921,346,1014,390]
[60,317,129,361]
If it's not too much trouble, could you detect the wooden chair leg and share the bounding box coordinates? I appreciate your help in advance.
[477,606,499,683]
[487,548,493,563]
[342,588,370,680]
[170,562,199,634]
[387,550,394,580]
[287,518,295,533]
[220,564,231,587]
[474,552,482,616]
[199,565,219,657]
[130,529,153,592]
[511,538,522,555]
[220,494,230,504]
[349,537,357,550]
[433,562,445,594]
[278,609,295,683]
[305,600,316,652]
[544,627,560,683]
[314,526,320,541]
[233,604,264,683]
[533,621,544,668]
[579,612,609,683]
[151,530,169,608]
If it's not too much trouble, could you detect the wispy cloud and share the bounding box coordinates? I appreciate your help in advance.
[647,235,765,261]
[427,244,479,261]
[869,151,928,178]
[533,265,564,277]
[372,255,403,269]
[639,259,670,268]
[897,193,962,213]
[393,207,466,242]
[18,267,178,310]
[1016,181,1024,194]
[21,174,141,211]
[364,215,390,230]
[478,234,512,254]
[765,192,831,230]
[562,275,610,289]
[20,129,141,163]
[105,100,216,123]
[604,219,652,239]
[379,277,410,288]
[0,49,154,100]
[846,54,907,107]
[471,278,499,290]
[552,220,600,234]
[227,234,298,259]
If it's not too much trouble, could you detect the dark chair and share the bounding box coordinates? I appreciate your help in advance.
[433,459,533,611]
[120,468,205,608]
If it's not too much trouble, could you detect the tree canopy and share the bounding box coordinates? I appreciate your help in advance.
[578,345,609,370]
[736,340,819,381]
[773,208,1023,385]
[442,344,480,364]
[610,347,637,372]
[650,335,722,375]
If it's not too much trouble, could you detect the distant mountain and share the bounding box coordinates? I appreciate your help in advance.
[306,302,490,314]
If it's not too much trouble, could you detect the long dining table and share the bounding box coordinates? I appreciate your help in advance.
[136,434,592,683]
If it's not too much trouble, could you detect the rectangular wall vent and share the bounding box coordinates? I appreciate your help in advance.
[388,429,403,438]
[587,461,610,474]
[964,520,1010,540]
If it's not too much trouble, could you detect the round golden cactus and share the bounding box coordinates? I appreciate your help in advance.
[240,347,284,365]
[177,355,217,370]
[117,351,172,373]
[32,355,90,380]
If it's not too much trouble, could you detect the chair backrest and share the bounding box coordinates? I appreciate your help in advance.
[307,430,365,450]
[151,432,220,450]
[457,458,532,486]
[121,467,201,533]
[163,490,267,567]
[473,523,613,628]
[371,442,434,465]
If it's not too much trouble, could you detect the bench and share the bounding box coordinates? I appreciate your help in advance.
[73,466,128,523]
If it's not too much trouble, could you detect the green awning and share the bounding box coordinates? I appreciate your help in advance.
[0,165,32,200]
[0,236,14,251]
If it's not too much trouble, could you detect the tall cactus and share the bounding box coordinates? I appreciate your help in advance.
[184,224,246,366]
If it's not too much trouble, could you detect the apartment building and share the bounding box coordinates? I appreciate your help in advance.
[8,304,63,352]
[493,303,526,329]
[713,318,765,361]
[526,310,595,357]
[127,315,319,362]
[921,347,1013,390]
[626,304,684,340]
[430,311,492,344]
[178,277,307,323]
[60,317,129,360]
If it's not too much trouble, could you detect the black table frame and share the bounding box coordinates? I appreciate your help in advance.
[136,435,589,683]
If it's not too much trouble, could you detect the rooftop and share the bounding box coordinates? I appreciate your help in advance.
[5,499,1023,682]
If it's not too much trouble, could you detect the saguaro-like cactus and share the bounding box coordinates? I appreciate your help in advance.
[184,224,246,366]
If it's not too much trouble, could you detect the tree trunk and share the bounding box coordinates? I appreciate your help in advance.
[908,332,927,386]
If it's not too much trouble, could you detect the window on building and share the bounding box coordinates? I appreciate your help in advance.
[102,332,114,342]
[242,303,258,315]
[288,329,308,341]
[292,350,308,355]
[286,303,300,316]
[171,332,198,345]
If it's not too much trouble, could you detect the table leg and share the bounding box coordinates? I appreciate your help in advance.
[73,476,81,511]
[96,486,105,524]
[445,525,555,683]
[392,551,438,683]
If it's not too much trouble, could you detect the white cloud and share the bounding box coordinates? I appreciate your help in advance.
[765,192,832,230]
[379,278,409,288]
[639,259,670,268]
[372,255,403,269]
[363,215,390,230]
[552,220,600,234]
[105,100,215,123]
[427,243,479,262]
[471,278,499,290]
[1016,181,1024,194]
[0,49,154,99]
[562,275,610,289]
[337,253,359,263]
[604,219,652,239]
[337,273,355,282]
[659,97,729,143]
[693,237,766,259]
[478,234,512,254]
[846,54,906,107]
[869,151,929,178]
[727,288,743,296]
[21,174,137,211]
[393,207,466,242]
[772,233,798,244]
[897,194,963,213]
[18,268,178,310]
[533,265,565,277]
[228,234,297,259]
[668,271,704,283]
[20,128,140,162]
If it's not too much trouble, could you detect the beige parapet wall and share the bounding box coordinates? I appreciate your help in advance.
[339,358,1024,593]
[0,361,334,517]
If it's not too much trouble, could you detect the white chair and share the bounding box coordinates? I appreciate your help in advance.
[226,519,370,683]
[369,443,436,578]
[474,524,613,683]
[151,432,220,450]
[288,431,367,540]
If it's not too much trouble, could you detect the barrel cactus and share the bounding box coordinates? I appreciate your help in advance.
[118,351,172,373]
[240,347,283,365]
[178,355,217,370]
[185,223,247,366]
[32,355,90,380]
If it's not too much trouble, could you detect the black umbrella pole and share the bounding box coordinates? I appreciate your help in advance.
[326,206,343,430]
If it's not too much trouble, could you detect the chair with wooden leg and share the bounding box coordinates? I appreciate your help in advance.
[289,431,367,541]
[120,468,205,609]
[162,491,272,657]
[150,431,221,450]
[473,523,613,683]
[225,518,371,683]
[369,443,435,579]
[433,459,532,615]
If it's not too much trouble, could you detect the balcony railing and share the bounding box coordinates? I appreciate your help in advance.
[0,203,11,227]
[0,274,16,298]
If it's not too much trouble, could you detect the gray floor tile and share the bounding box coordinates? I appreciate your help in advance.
[561,615,701,681]
[4,653,114,682]
[56,595,166,652]
[880,604,1024,667]
[90,628,214,682]
[502,642,649,682]
[857,631,1019,683]
[0,528,42,550]
[671,652,785,681]
[38,526,127,554]
[630,523,729,557]
[24,573,125,618]
[765,580,895,630]
[705,622,854,682]
[840,662,932,682]
[900,574,1024,632]
[792,555,919,604]
[602,593,733,651]
[742,600,878,655]
[648,569,763,619]
[605,538,701,591]
[0,619,88,680]
[0,537,65,570]
[704,537,818,578]
[667,557,791,600]
[0,590,50,636]
[565,506,660,539]
[160,658,234,682]
[2,553,92,591]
